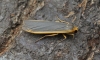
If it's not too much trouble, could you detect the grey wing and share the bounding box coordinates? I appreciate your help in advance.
[22,20,73,32]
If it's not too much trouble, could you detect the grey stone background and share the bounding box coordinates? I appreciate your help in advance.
[0,0,100,60]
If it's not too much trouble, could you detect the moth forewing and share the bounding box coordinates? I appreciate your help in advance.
[22,20,78,34]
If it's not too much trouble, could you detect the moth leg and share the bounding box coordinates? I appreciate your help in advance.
[53,34,67,50]
[55,16,69,24]
[58,34,67,43]
[35,34,58,43]
[68,34,74,38]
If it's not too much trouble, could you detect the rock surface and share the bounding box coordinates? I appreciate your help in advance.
[0,0,100,60]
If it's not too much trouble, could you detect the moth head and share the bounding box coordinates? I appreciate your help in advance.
[73,26,78,33]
